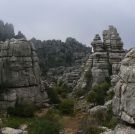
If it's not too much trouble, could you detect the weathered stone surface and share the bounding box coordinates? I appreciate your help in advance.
[0,39,48,110]
[74,26,125,92]
[90,26,125,87]
[1,127,27,134]
[74,55,93,91]
[91,52,110,87]
[101,124,135,134]
[88,105,107,115]
[91,34,104,52]
[112,48,135,124]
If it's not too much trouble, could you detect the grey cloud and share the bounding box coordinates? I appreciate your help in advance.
[0,0,135,49]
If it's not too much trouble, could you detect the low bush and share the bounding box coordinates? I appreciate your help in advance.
[3,116,62,134]
[87,82,111,105]
[75,88,87,97]
[35,119,61,134]
[55,81,70,98]
[7,103,36,117]
[44,109,61,122]
[59,99,74,115]
[46,88,61,104]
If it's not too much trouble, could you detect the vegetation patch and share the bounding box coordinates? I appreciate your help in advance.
[7,103,37,118]
[46,87,61,104]
[59,99,74,115]
[87,82,111,105]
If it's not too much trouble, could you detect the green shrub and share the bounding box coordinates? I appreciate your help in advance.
[44,109,61,122]
[87,91,97,105]
[59,99,74,115]
[84,126,104,134]
[35,119,61,134]
[87,82,111,105]
[46,88,61,104]
[75,88,87,97]
[7,104,36,117]
[2,115,62,134]
[2,116,30,129]
[55,81,70,98]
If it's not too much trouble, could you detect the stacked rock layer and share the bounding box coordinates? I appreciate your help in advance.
[0,39,48,110]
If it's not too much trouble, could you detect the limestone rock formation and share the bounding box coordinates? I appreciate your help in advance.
[75,26,125,91]
[112,48,135,124]
[32,38,91,90]
[0,39,48,110]
[91,26,125,87]
[103,26,125,75]
[74,55,93,90]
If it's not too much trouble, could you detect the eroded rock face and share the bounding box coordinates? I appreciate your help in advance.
[74,26,125,91]
[112,48,135,124]
[0,39,48,110]
[90,26,125,87]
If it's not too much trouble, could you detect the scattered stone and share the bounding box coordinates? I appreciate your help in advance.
[1,127,28,134]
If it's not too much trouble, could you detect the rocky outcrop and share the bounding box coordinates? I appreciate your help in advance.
[32,38,91,90]
[74,55,93,90]
[112,48,135,124]
[103,26,125,75]
[91,26,125,87]
[75,26,125,91]
[0,39,48,111]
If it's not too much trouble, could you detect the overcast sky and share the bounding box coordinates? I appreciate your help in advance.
[0,0,134,48]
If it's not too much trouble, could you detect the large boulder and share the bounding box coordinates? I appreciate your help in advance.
[0,39,48,110]
[113,48,135,124]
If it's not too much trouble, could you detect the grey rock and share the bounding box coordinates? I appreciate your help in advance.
[89,105,107,115]
[74,26,125,95]
[101,124,135,134]
[0,39,48,110]
[113,48,135,124]
[1,127,28,134]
